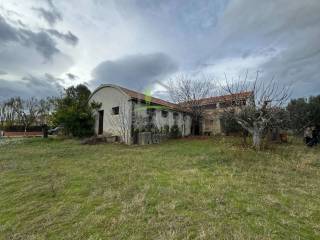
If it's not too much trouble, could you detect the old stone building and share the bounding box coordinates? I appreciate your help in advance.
[89,84,253,144]
[198,92,253,135]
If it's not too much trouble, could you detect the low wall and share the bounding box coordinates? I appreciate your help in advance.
[2,131,43,137]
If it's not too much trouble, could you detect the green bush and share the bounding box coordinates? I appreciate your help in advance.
[170,124,181,138]
[220,113,242,135]
[163,125,170,135]
[52,84,101,138]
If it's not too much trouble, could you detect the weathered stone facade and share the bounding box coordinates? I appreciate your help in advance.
[89,84,253,142]
[200,94,254,135]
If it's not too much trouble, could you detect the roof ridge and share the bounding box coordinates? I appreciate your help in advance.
[95,84,252,110]
[118,85,176,105]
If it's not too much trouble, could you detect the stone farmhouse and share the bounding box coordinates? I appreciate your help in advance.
[199,92,253,135]
[89,84,253,144]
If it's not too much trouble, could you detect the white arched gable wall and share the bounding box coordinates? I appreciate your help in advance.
[89,85,132,144]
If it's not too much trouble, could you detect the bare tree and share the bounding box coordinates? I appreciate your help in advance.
[168,74,215,135]
[0,101,6,129]
[0,98,18,128]
[12,97,40,134]
[221,71,291,149]
[108,101,131,143]
[0,97,55,134]
[38,97,55,125]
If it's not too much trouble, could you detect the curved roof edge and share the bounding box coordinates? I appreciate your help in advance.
[89,84,130,101]
[89,83,181,111]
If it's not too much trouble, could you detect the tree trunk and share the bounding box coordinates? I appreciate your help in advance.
[242,130,248,145]
[236,119,263,149]
[252,124,262,149]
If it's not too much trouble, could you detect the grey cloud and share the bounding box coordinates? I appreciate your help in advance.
[91,53,178,91]
[0,14,60,60]
[0,43,73,78]
[66,73,78,80]
[261,37,320,97]
[33,8,62,26]
[46,29,79,46]
[114,0,228,66]
[32,0,62,26]
[20,30,59,60]
[42,73,65,85]
[2,0,319,100]
[198,0,320,98]
[214,0,320,53]
[116,0,226,33]
[0,15,19,42]
[0,70,7,75]
[17,20,26,28]
[1,12,76,60]
[0,73,63,101]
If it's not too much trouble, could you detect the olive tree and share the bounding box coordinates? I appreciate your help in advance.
[221,71,291,149]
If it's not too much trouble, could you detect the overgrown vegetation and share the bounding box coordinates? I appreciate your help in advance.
[0,137,319,239]
[287,95,320,134]
[0,84,100,138]
[52,84,101,138]
[170,124,181,138]
[218,71,320,149]
[221,71,290,149]
[220,112,243,134]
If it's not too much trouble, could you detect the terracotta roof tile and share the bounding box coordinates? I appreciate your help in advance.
[118,86,181,110]
[96,84,253,111]
[196,91,253,106]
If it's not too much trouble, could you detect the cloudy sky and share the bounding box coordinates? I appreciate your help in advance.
[0,0,319,100]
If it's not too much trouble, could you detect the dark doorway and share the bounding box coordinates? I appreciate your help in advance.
[98,110,104,135]
[191,118,201,135]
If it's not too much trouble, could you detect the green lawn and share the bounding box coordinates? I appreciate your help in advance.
[0,137,319,239]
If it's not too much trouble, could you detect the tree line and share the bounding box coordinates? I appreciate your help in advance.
[0,84,100,137]
[1,78,319,149]
[287,96,320,134]
[0,97,54,133]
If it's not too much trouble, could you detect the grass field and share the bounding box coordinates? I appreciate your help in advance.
[0,137,319,239]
